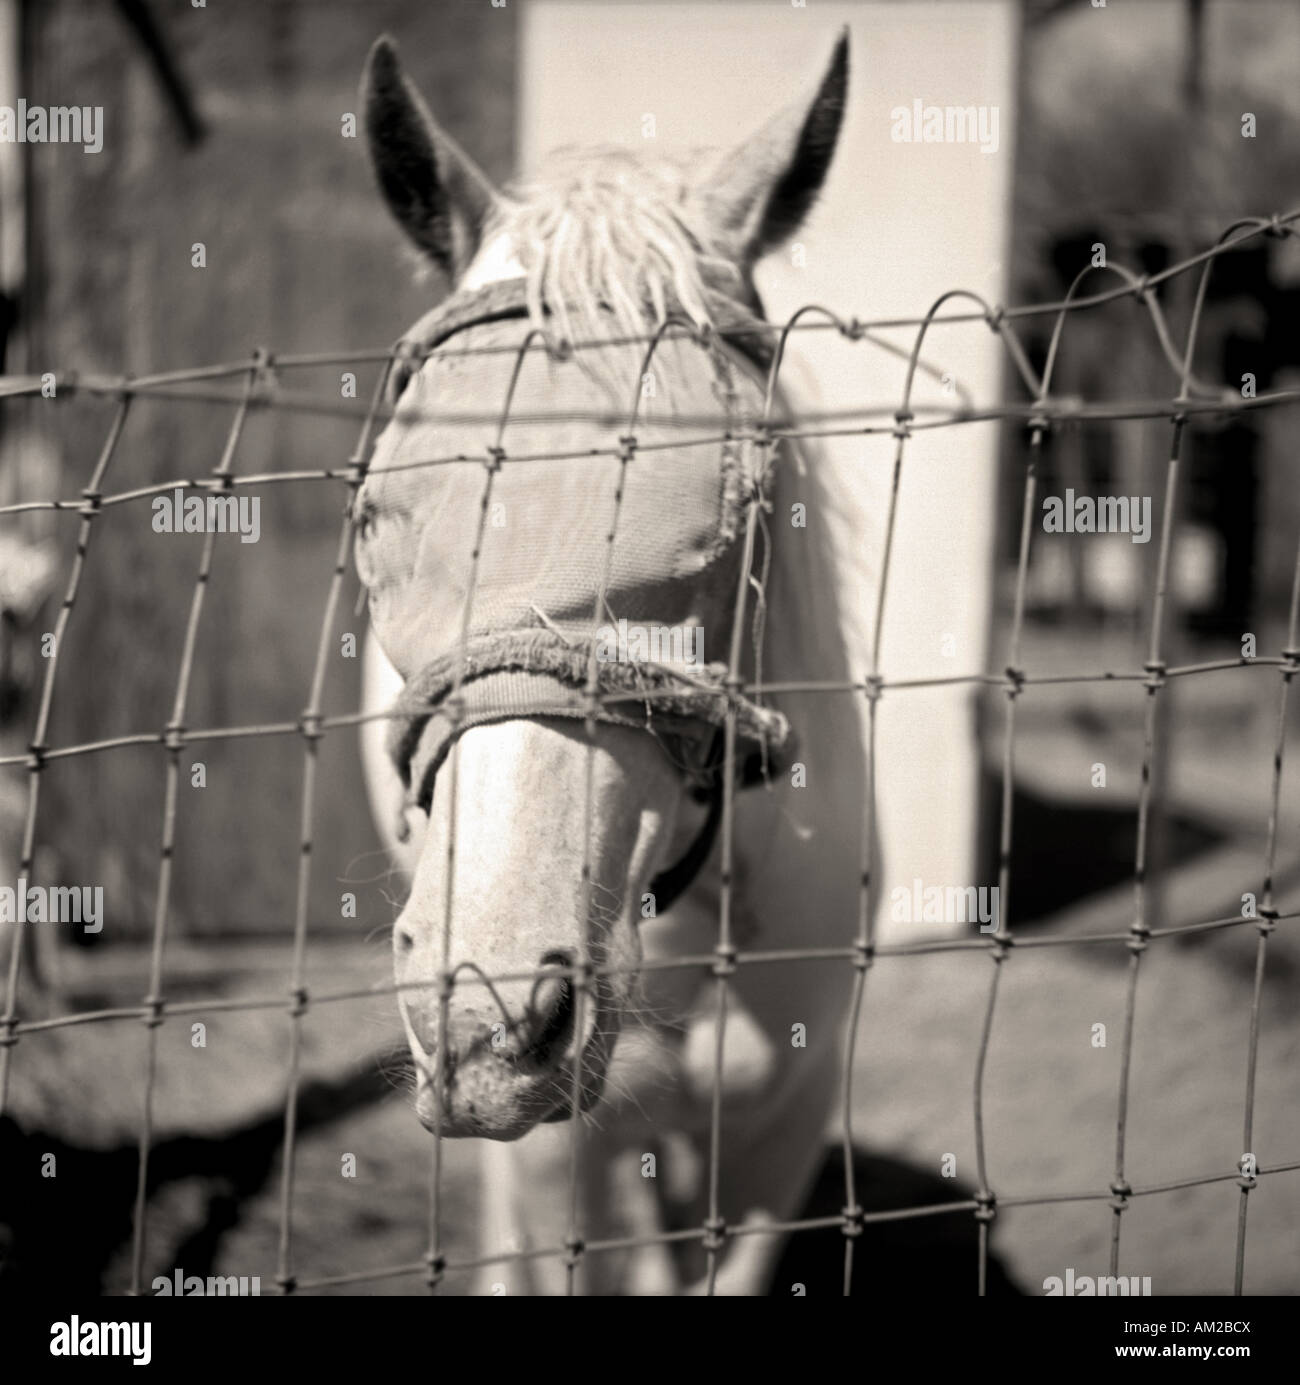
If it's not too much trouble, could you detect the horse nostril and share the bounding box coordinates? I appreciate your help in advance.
[395,925,414,955]
[521,951,577,1064]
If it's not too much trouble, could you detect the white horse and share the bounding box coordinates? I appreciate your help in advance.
[357,30,880,1295]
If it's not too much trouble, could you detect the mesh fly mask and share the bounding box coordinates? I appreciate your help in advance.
[356,278,792,909]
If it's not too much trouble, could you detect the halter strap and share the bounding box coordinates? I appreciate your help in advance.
[397,275,778,373]
[374,281,789,913]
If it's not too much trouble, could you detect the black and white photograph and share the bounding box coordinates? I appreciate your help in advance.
[0,0,1296,1353]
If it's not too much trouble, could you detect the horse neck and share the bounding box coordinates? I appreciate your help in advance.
[759,436,859,691]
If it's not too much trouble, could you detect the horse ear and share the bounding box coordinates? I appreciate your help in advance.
[362,36,500,279]
[692,29,848,267]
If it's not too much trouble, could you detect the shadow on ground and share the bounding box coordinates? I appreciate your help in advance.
[1005,783,1224,925]
[0,1063,394,1295]
[770,1148,1023,1295]
[2,1060,1022,1296]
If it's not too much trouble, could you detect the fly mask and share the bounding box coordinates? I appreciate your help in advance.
[355,278,791,905]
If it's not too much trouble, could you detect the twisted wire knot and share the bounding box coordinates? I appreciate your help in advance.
[712,943,738,978]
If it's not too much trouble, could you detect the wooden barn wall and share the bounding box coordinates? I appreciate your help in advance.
[22,0,517,941]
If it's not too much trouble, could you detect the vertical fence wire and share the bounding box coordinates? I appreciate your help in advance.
[130,354,263,1294]
[754,304,876,1297]
[566,319,705,1293]
[701,487,759,1295]
[274,353,393,1294]
[0,395,131,1113]
[898,289,1037,1296]
[426,329,553,1293]
[1235,487,1300,1292]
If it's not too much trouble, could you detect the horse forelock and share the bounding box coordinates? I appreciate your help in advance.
[491,147,744,352]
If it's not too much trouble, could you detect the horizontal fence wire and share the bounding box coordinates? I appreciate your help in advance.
[1,209,1299,1294]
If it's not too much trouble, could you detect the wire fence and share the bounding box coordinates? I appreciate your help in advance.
[2,210,1300,1295]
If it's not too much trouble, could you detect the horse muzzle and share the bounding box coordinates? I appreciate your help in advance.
[401,965,616,1140]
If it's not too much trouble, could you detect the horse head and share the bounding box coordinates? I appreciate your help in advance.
[357,31,848,1139]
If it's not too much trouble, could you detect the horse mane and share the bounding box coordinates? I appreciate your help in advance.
[500,148,742,351]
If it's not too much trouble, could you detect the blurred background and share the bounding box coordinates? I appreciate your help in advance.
[0,0,1297,1295]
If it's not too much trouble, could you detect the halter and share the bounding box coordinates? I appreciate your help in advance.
[365,279,791,913]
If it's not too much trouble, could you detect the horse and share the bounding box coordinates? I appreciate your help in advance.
[356,29,882,1295]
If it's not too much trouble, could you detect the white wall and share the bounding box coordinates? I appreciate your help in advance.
[519,2,1017,941]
